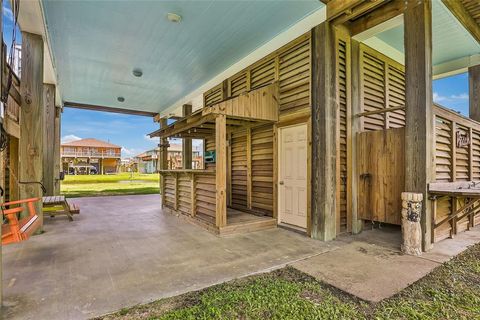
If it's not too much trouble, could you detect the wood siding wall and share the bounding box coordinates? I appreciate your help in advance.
[433,108,480,241]
[356,43,480,242]
[204,33,311,116]
[195,173,216,218]
[337,35,349,232]
[230,129,248,208]
[202,33,313,221]
[359,44,405,131]
[251,125,274,215]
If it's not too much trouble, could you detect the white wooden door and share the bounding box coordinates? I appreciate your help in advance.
[278,124,308,228]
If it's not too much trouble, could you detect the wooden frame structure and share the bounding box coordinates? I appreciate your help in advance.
[152,84,279,235]
[1,0,480,309]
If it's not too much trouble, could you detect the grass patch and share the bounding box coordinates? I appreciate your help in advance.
[61,173,159,198]
[62,173,159,184]
[94,243,480,320]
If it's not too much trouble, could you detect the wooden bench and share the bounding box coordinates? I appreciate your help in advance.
[2,198,42,245]
[42,196,80,221]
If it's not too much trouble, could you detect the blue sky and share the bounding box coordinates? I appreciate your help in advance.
[432,73,470,115]
[1,1,471,157]
[61,108,159,158]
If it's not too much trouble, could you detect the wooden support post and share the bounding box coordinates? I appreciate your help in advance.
[227,132,232,207]
[19,32,44,226]
[215,114,227,227]
[43,83,55,196]
[246,127,252,209]
[8,137,19,201]
[182,104,192,169]
[351,40,363,234]
[404,0,434,251]
[159,118,168,208]
[53,106,61,195]
[311,22,338,241]
[469,65,480,122]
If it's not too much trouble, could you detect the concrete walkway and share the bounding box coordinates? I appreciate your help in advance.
[2,194,338,320]
[292,225,480,302]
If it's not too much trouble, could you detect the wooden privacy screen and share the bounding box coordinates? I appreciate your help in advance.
[359,44,406,131]
[204,33,311,115]
[356,44,480,239]
[251,125,274,215]
[434,107,480,182]
[162,171,216,220]
[433,107,480,242]
[337,35,349,232]
[229,125,274,216]
[357,128,405,225]
[230,129,248,208]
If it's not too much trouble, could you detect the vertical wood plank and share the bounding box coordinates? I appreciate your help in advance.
[43,84,55,196]
[469,127,473,180]
[451,121,457,182]
[384,63,390,129]
[182,104,192,169]
[246,127,252,209]
[159,118,168,208]
[469,65,480,122]
[53,106,61,195]
[19,32,44,225]
[404,0,434,251]
[273,123,279,220]
[306,118,312,235]
[311,22,338,241]
[174,172,178,211]
[191,173,196,216]
[215,114,227,227]
[227,132,232,206]
[350,39,363,234]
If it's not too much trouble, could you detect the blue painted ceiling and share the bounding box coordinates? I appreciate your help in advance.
[376,1,480,66]
[42,0,323,113]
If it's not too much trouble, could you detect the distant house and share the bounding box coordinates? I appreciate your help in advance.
[134,142,203,173]
[61,138,121,174]
[135,148,159,174]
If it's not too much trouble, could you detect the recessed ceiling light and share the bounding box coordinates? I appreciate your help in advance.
[117,96,125,102]
[167,12,182,23]
[132,68,143,77]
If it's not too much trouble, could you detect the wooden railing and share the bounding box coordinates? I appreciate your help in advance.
[61,150,121,158]
[431,105,480,242]
[433,104,480,183]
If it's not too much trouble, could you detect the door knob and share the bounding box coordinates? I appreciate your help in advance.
[279,181,284,185]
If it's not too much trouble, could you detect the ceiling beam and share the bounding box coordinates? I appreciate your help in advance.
[433,53,480,79]
[64,101,157,117]
[349,0,405,37]
[326,0,364,21]
[442,0,480,44]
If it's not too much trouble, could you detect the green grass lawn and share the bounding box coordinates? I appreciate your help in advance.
[61,173,159,198]
[95,243,480,320]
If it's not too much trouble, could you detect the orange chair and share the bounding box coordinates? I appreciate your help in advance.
[2,198,41,245]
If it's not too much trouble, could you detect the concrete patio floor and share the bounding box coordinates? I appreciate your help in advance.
[2,194,339,320]
[3,194,480,319]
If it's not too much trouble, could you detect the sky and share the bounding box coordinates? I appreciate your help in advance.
[61,108,159,158]
[1,1,472,157]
